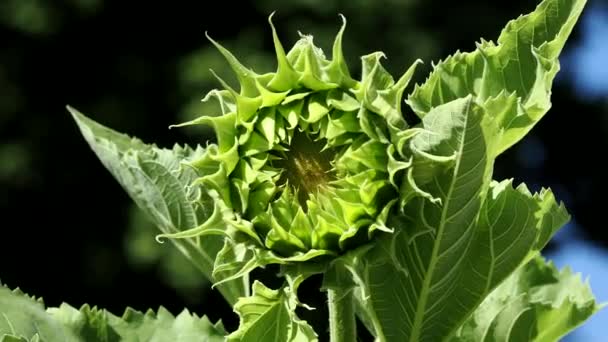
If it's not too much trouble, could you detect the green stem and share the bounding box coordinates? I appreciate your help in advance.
[328,288,356,342]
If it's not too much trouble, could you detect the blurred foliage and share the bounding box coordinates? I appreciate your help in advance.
[0,0,102,35]
[0,143,29,184]
[124,205,210,306]
[0,0,59,35]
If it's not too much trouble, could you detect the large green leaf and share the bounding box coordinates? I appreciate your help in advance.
[351,96,492,342]
[332,97,570,341]
[68,106,247,305]
[227,281,317,342]
[0,284,225,342]
[327,1,588,340]
[407,0,586,156]
[451,255,601,342]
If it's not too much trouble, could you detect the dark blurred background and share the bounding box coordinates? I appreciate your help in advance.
[0,0,606,340]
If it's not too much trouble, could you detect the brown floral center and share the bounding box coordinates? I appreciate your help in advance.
[275,132,334,207]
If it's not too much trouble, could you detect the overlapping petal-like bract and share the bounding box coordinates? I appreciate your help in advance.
[157,16,423,278]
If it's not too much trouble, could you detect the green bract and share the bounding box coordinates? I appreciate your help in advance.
[153,15,425,280]
[2,0,598,341]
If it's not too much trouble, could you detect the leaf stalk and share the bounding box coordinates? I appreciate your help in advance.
[328,288,356,342]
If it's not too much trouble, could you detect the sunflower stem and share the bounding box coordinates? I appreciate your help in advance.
[328,288,356,342]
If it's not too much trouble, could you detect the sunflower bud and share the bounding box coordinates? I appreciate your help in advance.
[161,15,422,272]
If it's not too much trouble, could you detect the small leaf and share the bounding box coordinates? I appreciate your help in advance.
[68,106,246,305]
[228,281,317,342]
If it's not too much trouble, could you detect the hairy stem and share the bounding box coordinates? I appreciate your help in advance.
[328,288,356,342]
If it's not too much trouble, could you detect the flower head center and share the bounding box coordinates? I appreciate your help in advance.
[276,132,334,207]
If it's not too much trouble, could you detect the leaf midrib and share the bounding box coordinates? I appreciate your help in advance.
[409,100,471,342]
